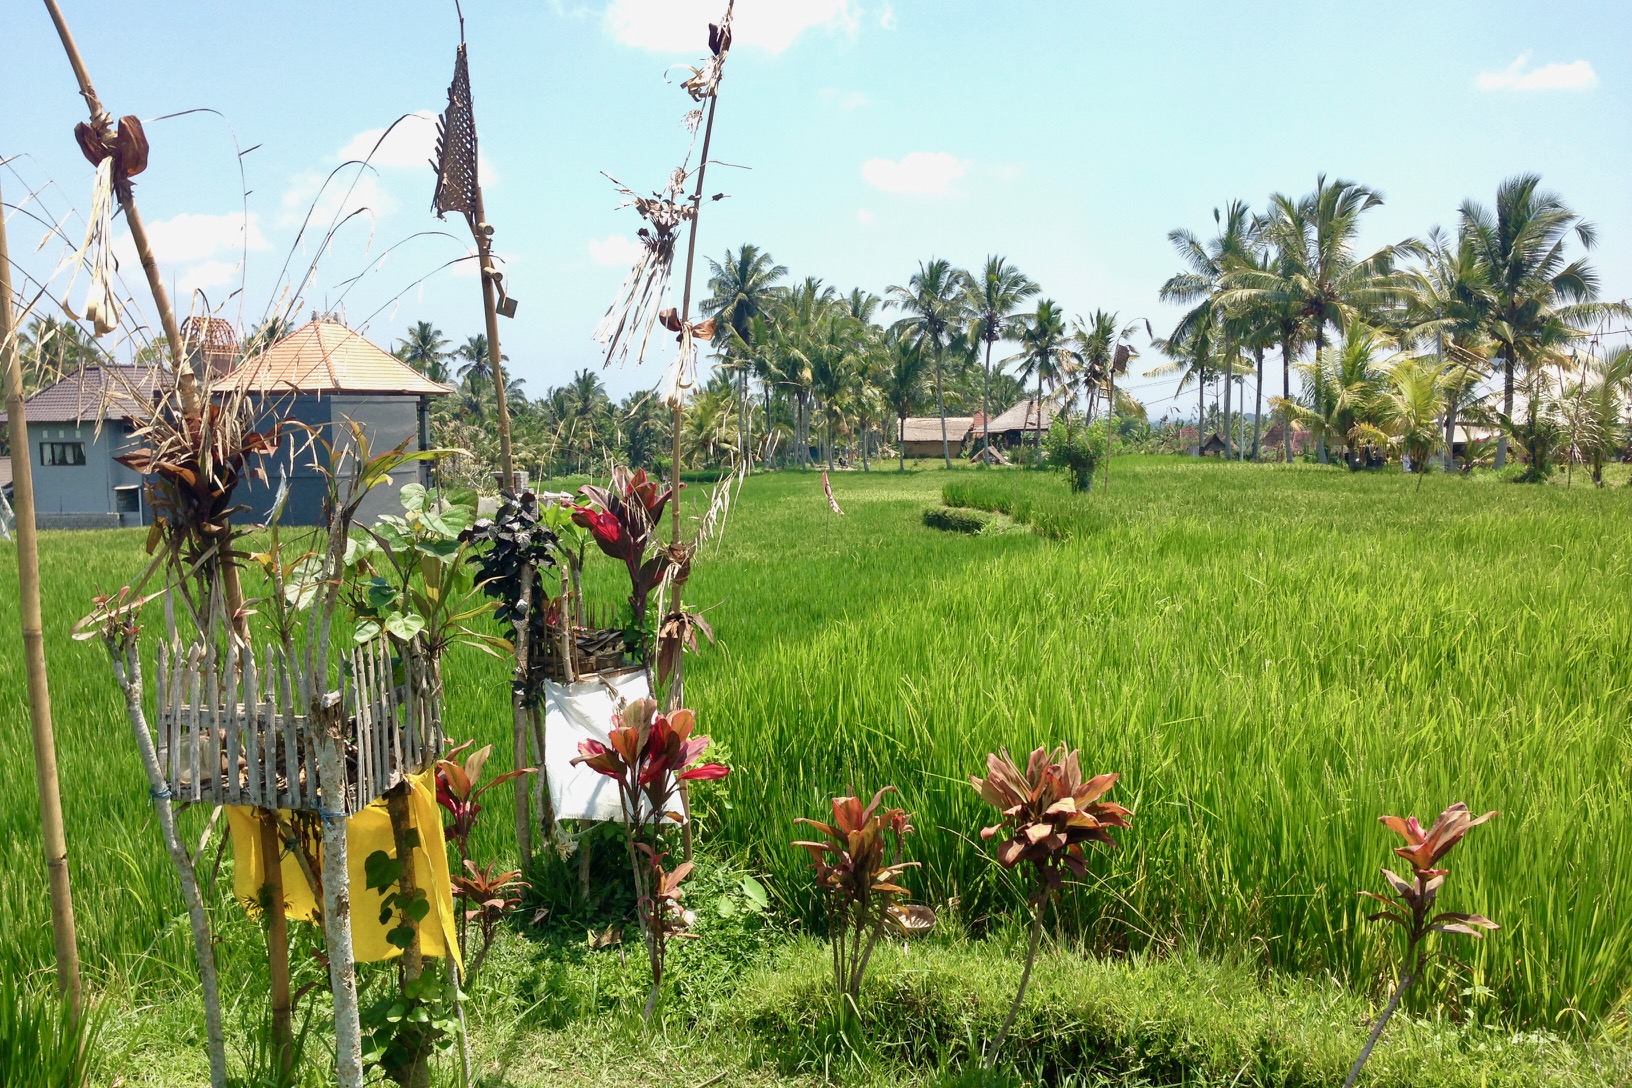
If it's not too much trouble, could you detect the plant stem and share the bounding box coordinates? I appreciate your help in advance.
[987,902,1044,1069]
[1341,968,1416,1088]
[258,812,294,1081]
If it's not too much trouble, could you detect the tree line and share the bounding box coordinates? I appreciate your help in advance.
[1157,173,1630,479]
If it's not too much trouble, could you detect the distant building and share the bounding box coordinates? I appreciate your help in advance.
[0,364,162,528]
[230,319,453,525]
[898,415,974,459]
[984,398,1054,448]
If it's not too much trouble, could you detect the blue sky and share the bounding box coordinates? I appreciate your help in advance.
[4,0,1628,417]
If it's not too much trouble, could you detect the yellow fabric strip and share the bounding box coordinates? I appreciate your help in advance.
[226,769,461,967]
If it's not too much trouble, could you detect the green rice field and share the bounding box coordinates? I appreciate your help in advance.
[1,457,1629,1052]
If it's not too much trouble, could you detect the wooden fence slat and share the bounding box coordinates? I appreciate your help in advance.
[187,645,204,803]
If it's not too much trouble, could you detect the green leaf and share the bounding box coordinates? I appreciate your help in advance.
[364,850,403,893]
[400,482,428,514]
[387,925,416,950]
[713,895,737,918]
[384,612,426,640]
[740,874,769,912]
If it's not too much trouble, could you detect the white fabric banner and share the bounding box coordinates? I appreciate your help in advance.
[543,667,683,824]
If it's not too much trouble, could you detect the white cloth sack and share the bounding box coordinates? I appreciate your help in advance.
[543,667,684,824]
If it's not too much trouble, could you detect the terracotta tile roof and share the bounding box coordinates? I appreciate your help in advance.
[985,398,1054,433]
[899,416,973,443]
[0,364,165,426]
[230,320,453,397]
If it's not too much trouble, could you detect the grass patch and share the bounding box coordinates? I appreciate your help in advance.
[923,506,992,534]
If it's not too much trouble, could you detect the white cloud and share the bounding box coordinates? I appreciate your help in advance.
[1476,52,1598,91]
[278,169,393,231]
[860,151,969,196]
[588,234,643,267]
[135,211,270,264]
[879,4,896,30]
[176,260,242,302]
[337,111,439,169]
[856,208,875,225]
[605,0,859,54]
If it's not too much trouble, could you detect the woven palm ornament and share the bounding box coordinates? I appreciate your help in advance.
[431,45,478,223]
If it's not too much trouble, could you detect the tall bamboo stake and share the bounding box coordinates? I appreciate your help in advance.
[472,187,516,491]
[257,813,294,1080]
[42,0,249,642]
[0,177,83,1013]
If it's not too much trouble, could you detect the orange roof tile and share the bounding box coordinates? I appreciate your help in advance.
[230,320,452,397]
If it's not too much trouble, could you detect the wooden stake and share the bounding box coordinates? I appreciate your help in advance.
[385,782,429,1088]
[0,175,83,1013]
[257,811,294,1080]
[511,563,534,869]
[472,188,515,489]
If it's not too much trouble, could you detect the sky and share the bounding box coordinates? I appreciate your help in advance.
[3,0,1629,419]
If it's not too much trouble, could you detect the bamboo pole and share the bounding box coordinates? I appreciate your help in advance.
[511,563,534,868]
[41,0,250,643]
[472,190,515,489]
[0,177,83,1013]
[313,692,365,1088]
[257,812,294,1080]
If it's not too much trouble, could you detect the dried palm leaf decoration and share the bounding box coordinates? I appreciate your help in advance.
[681,0,734,102]
[62,114,148,336]
[593,168,697,369]
[431,45,478,225]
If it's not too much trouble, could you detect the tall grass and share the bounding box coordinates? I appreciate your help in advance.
[0,458,1627,1037]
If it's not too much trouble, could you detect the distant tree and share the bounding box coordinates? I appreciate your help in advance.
[961,256,1038,456]
[881,331,930,472]
[395,321,452,383]
[20,316,104,392]
[1458,175,1627,470]
[888,258,968,468]
[704,244,787,460]
[1162,201,1254,457]
[1007,299,1073,451]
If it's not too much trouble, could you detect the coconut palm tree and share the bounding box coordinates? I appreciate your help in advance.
[1403,227,1490,469]
[1224,177,1413,462]
[1161,201,1255,458]
[395,321,452,383]
[1283,327,1393,465]
[1556,345,1632,486]
[1148,317,1219,454]
[881,330,930,472]
[888,258,968,468]
[20,316,105,392]
[704,245,788,460]
[1007,299,1073,451]
[961,257,1039,456]
[1367,354,1451,485]
[809,309,861,470]
[1457,175,1627,470]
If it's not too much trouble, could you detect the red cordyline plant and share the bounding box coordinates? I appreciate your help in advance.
[435,741,535,975]
[972,747,1130,1067]
[1342,802,1498,1088]
[793,788,936,1008]
[571,466,678,637]
[571,697,727,1019]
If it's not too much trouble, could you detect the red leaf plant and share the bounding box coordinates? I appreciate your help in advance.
[571,466,680,636]
[1342,803,1499,1088]
[435,740,535,974]
[450,859,526,979]
[971,747,1130,1067]
[793,787,936,1007]
[571,697,727,1019]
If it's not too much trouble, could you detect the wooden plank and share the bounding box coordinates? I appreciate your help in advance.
[267,646,284,808]
[379,638,396,787]
[223,642,242,806]
[243,646,262,808]
[187,644,204,803]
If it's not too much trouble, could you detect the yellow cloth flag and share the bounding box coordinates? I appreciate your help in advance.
[226,769,461,967]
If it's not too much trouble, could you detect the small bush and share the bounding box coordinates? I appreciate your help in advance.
[923,506,991,534]
[1043,419,1113,492]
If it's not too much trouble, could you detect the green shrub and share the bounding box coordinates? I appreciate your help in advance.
[1043,418,1113,492]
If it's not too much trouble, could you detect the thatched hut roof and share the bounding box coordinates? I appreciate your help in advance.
[899,416,973,443]
[985,398,1053,434]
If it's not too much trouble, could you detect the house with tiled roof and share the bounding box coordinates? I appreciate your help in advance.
[0,364,164,527]
[232,319,453,525]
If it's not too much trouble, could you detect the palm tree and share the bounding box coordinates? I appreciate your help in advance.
[704,245,787,462]
[1007,299,1072,450]
[1161,201,1254,457]
[1370,354,1451,485]
[395,321,451,383]
[881,330,929,472]
[20,316,105,392]
[1224,177,1412,462]
[888,258,968,468]
[565,369,612,471]
[961,257,1038,456]
[1458,175,1626,469]
[243,315,294,360]
[1148,319,1218,455]
[809,309,860,470]
[1558,345,1632,485]
[1284,327,1392,465]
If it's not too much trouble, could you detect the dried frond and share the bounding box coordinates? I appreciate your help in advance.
[592,173,697,369]
[431,44,478,223]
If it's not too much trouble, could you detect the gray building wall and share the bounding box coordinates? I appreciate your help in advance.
[238,393,431,526]
[25,420,148,528]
